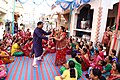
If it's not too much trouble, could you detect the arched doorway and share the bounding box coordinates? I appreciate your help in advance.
[106,3,119,30]
[75,4,94,40]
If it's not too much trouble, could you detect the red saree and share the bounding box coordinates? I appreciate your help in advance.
[81,55,90,71]
[55,32,67,66]
[102,31,110,45]
[45,41,56,53]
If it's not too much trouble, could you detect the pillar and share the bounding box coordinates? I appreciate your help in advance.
[116,37,120,56]
[69,9,78,37]
[90,5,100,44]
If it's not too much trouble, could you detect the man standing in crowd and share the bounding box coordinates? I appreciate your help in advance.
[32,21,51,67]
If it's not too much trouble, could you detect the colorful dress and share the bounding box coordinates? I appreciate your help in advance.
[80,54,90,71]
[11,43,23,56]
[90,55,102,68]
[102,31,110,46]
[45,40,56,53]
[0,51,14,64]
[60,58,82,79]
[55,32,67,66]
[109,70,120,80]
[25,31,31,40]
[55,68,77,80]
[99,51,104,60]
[102,63,112,78]
[22,43,31,56]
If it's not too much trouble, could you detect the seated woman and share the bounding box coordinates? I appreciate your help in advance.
[22,38,33,56]
[66,42,72,55]
[109,62,120,80]
[2,37,7,50]
[98,45,104,60]
[11,39,24,56]
[45,39,55,53]
[60,51,82,79]
[109,49,118,62]
[90,50,102,68]
[6,36,12,52]
[77,41,84,51]
[0,62,7,79]
[25,28,31,40]
[55,61,78,80]
[0,44,14,64]
[102,56,112,78]
[89,41,94,56]
[0,50,14,64]
[84,45,90,59]
[69,39,76,51]
[89,68,106,80]
[80,48,90,71]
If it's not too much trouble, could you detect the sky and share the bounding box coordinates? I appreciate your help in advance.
[22,0,56,15]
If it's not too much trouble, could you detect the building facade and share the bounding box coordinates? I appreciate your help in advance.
[52,0,120,54]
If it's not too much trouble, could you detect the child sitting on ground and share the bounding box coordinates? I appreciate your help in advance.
[60,52,82,79]
[55,61,78,80]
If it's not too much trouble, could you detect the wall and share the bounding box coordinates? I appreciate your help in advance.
[99,0,119,42]
[0,0,9,39]
[0,0,8,20]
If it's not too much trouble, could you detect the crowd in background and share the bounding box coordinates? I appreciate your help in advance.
[0,25,119,80]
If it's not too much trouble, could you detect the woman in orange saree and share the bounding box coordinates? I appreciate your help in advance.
[52,26,67,66]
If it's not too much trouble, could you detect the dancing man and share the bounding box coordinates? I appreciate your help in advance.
[32,21,51,67]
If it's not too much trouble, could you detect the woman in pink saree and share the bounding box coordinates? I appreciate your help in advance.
[90,50,102,68]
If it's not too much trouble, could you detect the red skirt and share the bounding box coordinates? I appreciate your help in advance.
[55,48,67,66]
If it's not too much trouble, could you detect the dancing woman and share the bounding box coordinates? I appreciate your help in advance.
[52,26,67,66]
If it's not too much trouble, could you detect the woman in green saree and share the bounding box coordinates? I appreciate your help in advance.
[60,51,82,79]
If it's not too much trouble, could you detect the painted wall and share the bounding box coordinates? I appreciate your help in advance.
[99,0,119,42]
[0,0,8,20]
[69,0,119,45]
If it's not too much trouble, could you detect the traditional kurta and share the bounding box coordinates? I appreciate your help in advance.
[32,27,51,57]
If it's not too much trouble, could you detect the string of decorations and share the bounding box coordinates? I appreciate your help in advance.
[18,0,29,4]
[82,0,90,3]
[60,1,72,10]
[18,0,90,9]
[32,0,44,5]
[58,0,90,11]
[18,0,45,5]
[44,0,53,7]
